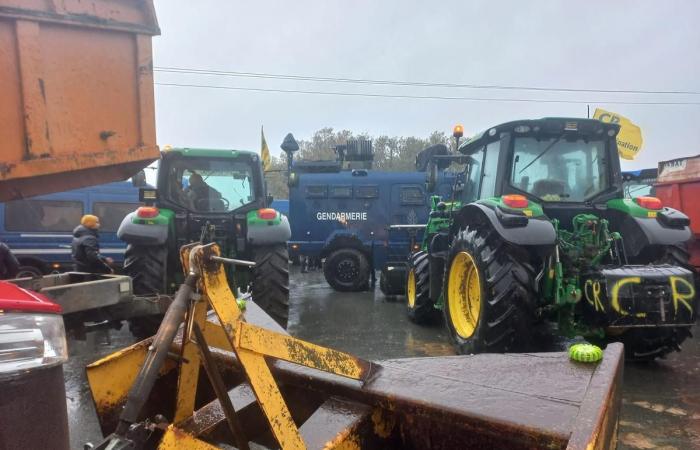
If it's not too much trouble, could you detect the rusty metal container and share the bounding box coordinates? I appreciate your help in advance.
[655,155,700,269]
[0,0,160,201]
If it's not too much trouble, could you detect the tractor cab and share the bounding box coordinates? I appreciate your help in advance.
[456,118,624,223]
[156,148,266,213]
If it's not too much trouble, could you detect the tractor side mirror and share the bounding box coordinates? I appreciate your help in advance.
[131,170,147,187]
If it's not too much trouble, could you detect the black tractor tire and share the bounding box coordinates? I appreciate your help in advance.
[252,244,290,329]
[406,251,437,324]
[620,244,695,361]
[16,264,44,278]
[323,248,370,292]
[379,266,405,297]
[123,244,167,340]
[443,226,536,355]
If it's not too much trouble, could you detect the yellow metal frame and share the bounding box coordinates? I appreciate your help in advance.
[90,242,374,449]
[406,268,416,308]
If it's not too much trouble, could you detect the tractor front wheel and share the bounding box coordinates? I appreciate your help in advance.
[406,251,436,324]
[443,226,536,354]
[252,244,290,329]
[323,248,370,292]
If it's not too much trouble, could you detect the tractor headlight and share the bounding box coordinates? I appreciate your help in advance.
[0,313,67,374]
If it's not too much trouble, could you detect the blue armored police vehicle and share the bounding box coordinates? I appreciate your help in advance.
[285,137,458,294]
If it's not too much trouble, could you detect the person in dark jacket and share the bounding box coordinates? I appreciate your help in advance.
[0,241,20,279]
[71,215,113,273]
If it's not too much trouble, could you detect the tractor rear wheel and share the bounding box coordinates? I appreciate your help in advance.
[443,226,536,354]
[621,245,695,360]
[406,251,436,324]
[123,244,167,339]
[323,248,370,292]
[252,244,290,329]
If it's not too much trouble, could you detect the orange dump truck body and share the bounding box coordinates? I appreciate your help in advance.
[655,155,700,269]
[0,0,160,201]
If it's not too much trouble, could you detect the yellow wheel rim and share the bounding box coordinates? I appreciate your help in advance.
[447,251,482,339]
[407,269,416,308]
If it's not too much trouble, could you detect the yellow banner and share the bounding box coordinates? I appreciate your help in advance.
[592,108,643,160]
[261,126,271,172]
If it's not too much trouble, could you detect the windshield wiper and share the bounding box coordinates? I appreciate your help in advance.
[519,133,564,174]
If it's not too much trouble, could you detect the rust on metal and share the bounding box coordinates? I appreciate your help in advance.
[86,242,622,449]
[0,0,160,201]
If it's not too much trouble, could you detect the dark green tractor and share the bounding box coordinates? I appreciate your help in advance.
[406,118,697,360]
[118,148,290,337]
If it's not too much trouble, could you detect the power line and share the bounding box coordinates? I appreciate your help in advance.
[154,82,700,105]
[154,66,700,96]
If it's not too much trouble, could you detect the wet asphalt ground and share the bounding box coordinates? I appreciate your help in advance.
[66,266,700,449]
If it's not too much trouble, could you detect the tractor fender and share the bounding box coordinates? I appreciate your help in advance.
[116,212,169,245]
[247,212,291,246]
[455,203,556,247]
[617,209,692,258]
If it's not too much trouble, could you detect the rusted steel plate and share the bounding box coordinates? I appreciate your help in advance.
[88,302,622,449]
[299,398,370,449]
[0,0,160,201]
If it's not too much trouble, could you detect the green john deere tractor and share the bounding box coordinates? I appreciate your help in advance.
[118,148,290,337]
[406,118,697,360]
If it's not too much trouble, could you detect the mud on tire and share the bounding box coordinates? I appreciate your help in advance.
[252,244,290,329]
[123,244,167,339]
[406,251,437,324]
[443,226,536,354]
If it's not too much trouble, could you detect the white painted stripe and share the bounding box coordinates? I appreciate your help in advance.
[19,234,72,238]
[12,248,126,255]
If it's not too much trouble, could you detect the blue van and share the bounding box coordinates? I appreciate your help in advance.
[0,181,141,277]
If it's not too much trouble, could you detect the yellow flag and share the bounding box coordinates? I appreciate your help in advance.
[592,108,643,160]
[261,126,271,172]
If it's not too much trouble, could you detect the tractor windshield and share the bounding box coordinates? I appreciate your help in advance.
[511,136,609,202]
[164,159,257,212]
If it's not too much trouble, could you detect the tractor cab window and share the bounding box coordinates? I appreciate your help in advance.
[511,136,608,202]
[166,159,257,212]
[461,147,484,203]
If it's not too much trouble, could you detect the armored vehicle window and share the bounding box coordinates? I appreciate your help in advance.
[93,202,138,232]
[355,185,379,199]
[511,136,608,202]
[305,185,327,198]
[400,186,425,205]
[330,185,352,198]
[5,200,83,232]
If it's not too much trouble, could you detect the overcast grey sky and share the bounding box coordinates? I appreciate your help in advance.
[152,1,700,170]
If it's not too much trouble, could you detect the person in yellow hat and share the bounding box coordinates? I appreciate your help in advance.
[71,214,113,273]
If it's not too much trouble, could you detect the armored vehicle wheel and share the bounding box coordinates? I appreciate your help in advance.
[620,245,695,360]
[406,251,436,324]
[323,248,370,292]
[123,244,167,339]
[252,244,290,329]
[443,226,536,354]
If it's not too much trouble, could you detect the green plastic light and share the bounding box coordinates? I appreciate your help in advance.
[569,343,603,363]
[237,299,247,311]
